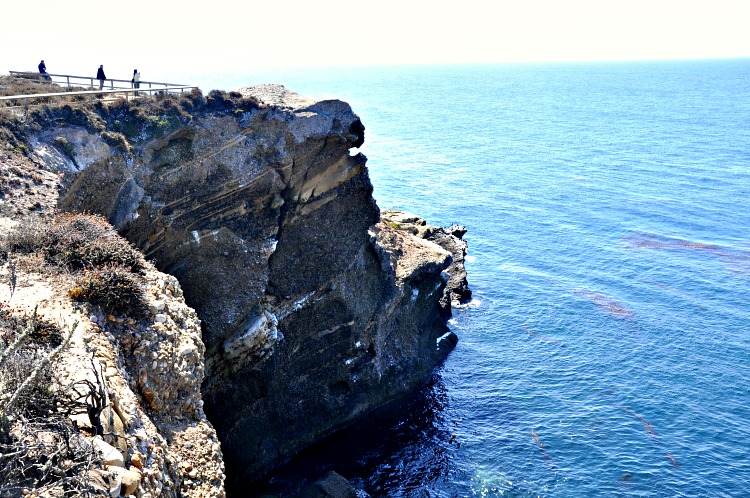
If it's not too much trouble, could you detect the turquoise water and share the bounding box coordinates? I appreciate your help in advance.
[202,60,750,496]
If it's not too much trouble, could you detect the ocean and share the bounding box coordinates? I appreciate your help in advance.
[194,60,750,496]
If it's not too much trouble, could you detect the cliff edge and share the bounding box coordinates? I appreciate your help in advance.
[1,82,470,490]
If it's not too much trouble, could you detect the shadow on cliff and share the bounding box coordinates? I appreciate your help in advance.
[237,372,456,497]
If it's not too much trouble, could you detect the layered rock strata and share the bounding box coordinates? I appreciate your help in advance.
[22,84,469,485]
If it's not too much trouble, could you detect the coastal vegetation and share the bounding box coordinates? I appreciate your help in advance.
[3,211,148,317]
[0,83,228,495]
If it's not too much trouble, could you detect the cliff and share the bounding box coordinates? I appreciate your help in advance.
[0,82,469,492]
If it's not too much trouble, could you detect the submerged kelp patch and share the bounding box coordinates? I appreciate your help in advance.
[573,289,635,318]
[625,232,750,276]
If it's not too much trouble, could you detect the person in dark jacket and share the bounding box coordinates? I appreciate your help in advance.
[38,60,50,81]
[96,65,106,89]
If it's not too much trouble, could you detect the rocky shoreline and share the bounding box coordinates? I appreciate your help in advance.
[0,80,469,496]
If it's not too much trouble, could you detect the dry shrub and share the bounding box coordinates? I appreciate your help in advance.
[0,308,63,421]
[0,217,46,255]
[68,265,146,317]
[0,416,101,497]
[41,212,144,273]
[205,89,259,113]
[50,212,144,272]
[1,346,57,416]
[2,212,148,317]
[0,306,64,348]
[0,75,58,97]
[0,306,101,496]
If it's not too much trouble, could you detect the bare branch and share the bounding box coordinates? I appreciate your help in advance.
[0,305,38,368]
[6,256,16,301]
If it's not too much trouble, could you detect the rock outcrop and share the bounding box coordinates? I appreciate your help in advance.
[12,84,470,487]
[380,209,472,310]
[0,152,224,497]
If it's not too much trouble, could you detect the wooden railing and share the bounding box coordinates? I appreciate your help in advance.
[8,71,189,91]
[1,71,198,109]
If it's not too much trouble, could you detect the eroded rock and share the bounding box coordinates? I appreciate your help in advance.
[22,84,470,486]
[381,209,472,309]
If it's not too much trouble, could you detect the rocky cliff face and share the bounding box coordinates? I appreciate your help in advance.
[1,152,224,497]
[20,84,469,486]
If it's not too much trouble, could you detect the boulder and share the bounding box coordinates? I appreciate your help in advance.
[107,465,142,495]
[299,471,360,498]
[93,436,125,467]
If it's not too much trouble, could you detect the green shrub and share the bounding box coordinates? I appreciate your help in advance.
[27,104,102,132]
[101,130,130,153]
[179,88,206,113]
[0,82,259,154]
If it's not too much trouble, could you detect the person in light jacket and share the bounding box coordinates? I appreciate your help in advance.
[131,69,141,96]
[96,65,106,89]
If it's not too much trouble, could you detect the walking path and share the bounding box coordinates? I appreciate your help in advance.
[1,71,198,108]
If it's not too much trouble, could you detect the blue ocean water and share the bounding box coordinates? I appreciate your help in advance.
[203,60,750,496]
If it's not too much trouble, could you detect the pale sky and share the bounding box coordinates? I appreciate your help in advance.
[1,0,748,87]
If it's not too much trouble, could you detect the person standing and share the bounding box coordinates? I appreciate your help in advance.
[131,69,141,96]
[96,65,106,90]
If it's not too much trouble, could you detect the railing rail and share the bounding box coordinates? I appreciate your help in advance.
[8,70,189,91]
[2,71,198,109]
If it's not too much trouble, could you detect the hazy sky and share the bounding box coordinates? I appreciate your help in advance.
[1,0,748,86]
